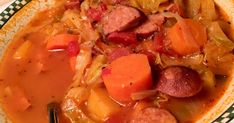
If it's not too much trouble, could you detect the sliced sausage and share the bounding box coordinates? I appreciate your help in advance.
[156,66,202,98]
[102,5,143,35]
[130,108,177,123]
[86,3,107,22]
[135,14,165,37]
[107,31,137,45]
[65,0,82,10]
[107,47,132,62]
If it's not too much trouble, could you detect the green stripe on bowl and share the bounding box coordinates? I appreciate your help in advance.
[0,0,234,123]
[0,0,31,29]
[213,103,234,123]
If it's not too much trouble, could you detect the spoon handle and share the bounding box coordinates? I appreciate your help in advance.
[47,103,59,123]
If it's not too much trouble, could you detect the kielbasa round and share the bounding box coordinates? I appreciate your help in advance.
[130,108,177,123]
[156,66,202,98]
[102,5,143,35]
[134,14,165,37]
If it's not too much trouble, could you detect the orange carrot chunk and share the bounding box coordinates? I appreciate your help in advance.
[102,54,152,103]
[167,19,207,56]
[69,56,77,72]
[46,34,79,50]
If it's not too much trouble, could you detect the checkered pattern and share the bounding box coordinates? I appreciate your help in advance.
[0,0,234,123]
[0,0,30,28]
[213,103,234,123]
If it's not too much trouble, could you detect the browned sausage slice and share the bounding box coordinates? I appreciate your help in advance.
[135,14,165,37]
[130,108,177,123]
[156,66,202,98]
[102,5,143,35]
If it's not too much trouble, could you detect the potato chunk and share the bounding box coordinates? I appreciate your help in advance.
[13,40,32,60]
[87,88,120,121]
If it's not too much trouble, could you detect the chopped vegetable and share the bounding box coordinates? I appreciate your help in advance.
[161,54,204,68]
[84,55,107,85]
[201,0,217,21]
[140,51,156,65]
[214,0,234,41]
[218,20,234,41]
[207,22,234,51]
[136,40,157,62]
[205,22,234,75]
[46,34,79,50]
[173,0,184,10]
[186,65,216,90]
[62,98,95,123]
[61,10,100,42]
[72,42,93,87]
[130,0,168,14]
[201,68,216,89]
[65,87,90,105]
[131,89,157,100]
[204,42,234,75]
[136,40,156,54]
[87,88,120,121]
[134,101,153,112]
[13,41,32,60]
[95,40,118,55]
[153,92,168,107]
[70,57,77,72]
[102,54,152,102]
[184,0,201,18]
[162,12,183,21]
[4,86,31,111]
[167,3,184,16]
[167,19,207,56]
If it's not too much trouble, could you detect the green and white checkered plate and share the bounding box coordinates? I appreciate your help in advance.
[214,104,234,123]
[0,0,30,28]
[0,0,234,123]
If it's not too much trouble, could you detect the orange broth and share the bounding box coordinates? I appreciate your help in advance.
[0,1,231,123]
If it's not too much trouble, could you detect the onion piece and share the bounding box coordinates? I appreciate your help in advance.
[71,42,93,87]
[131,89,157,100]
[207,22,234,51]
[61,10,100,42]
[153,92,168,107]
[84,55,107,85]
[62,98,94,123]
[201,0,217,21]
[130,0,168,14]
[184,0,201,18]
[161,12,183,21]
[160,53,204,68]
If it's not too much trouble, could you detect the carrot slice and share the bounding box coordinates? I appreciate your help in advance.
[102,54,152,102]
[167,19,207,56]
[70,56,77,72]
[46,34,79,50]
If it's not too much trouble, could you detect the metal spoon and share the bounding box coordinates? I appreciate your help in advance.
[47,102,59,123]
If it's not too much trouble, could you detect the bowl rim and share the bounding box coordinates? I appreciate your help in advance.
[0,0,234,123]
